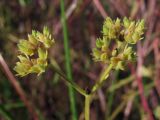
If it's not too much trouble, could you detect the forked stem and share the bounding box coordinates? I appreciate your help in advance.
[51,59,113,120]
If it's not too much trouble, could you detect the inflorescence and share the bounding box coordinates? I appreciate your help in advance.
[14,27,54,76]
[92,17,145,70]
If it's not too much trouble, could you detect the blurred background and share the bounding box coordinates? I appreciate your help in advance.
[0,0,160,120]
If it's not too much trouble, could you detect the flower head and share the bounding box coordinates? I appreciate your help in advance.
[92,17,145,70]
[14,27,54,76]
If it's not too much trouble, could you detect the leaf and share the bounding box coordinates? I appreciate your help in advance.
[123,17,130,28]
[0,105,14,120]
[92,48,101,61]
[28,34,38,46]
[17,55,30,64]
[29,64,45,75]
[100,53,108,61]
[96,38,104,48]
[43,26,50,37]
[18,40,34,56]
[14,62,31,76]
[38,47,48,60]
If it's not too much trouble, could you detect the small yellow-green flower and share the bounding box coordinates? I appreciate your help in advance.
[14,27,54,76]
[92,17,145,70]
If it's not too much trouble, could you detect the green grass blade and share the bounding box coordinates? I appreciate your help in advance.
[60,0,78,120]
[0,105,14,120]
[107,71,119,117]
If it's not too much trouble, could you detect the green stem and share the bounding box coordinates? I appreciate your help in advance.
[106,71,119,118]
[85,95,91,120]
[92,64,113,93]
[108,75,134,92]
[51,63,87,96]
[82,64,113,120]
[60,0,77,119]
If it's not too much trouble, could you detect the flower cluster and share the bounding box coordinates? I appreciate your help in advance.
[92,17,145,70]
[14,27,54,76]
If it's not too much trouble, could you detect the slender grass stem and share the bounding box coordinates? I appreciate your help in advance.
[50,61,87,96]
[60,0,77,119]
[107,71,119,118]
[85,95,91,120]
[0,105,13,120]
[92,64,113,93]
